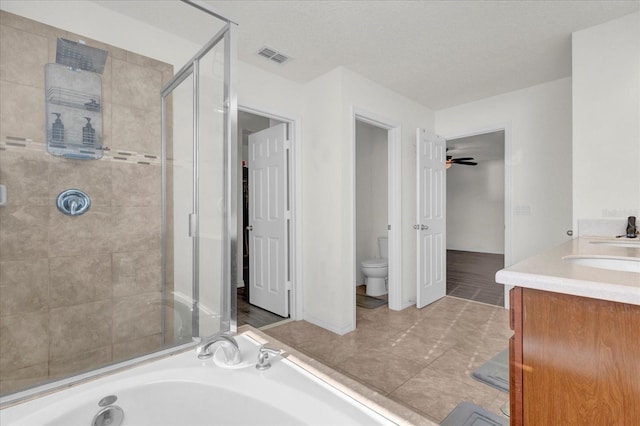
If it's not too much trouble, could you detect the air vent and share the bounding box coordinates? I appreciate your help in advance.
[257,46,291,65]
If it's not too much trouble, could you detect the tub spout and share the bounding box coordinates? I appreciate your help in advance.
[196,334,242,365]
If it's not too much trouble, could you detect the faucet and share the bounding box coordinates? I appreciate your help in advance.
[196,334,242,365]
[255,345,287,370]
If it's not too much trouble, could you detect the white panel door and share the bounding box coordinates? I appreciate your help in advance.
[248,124,288,317]
[416,129,446,308]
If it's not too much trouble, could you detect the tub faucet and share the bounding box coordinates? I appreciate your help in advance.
[196,334,242,365]
[256,345,287,370]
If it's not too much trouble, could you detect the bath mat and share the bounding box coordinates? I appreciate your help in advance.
[472,348,509,393]
[356,294,387,309]
[441,401,508,426]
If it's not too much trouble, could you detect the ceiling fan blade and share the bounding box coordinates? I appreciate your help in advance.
[455,161,478,166]
[452,157,474,161]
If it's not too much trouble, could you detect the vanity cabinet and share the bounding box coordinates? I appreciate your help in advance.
[509,287,640,425]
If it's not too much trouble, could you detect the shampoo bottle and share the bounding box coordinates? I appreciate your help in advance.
[51,113,64,143]
[82,117,95,145]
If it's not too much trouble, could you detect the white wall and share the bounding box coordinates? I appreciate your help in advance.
[447,156,505,254]
[343,68,436,317]
[355,120,388,285]
[238,61,305,117]
[299,67,434,333]
[572,12,640,227]
[301,68,348,330]
[436,77,573,265]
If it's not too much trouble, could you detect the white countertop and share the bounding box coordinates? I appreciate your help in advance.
[496,237,640,305]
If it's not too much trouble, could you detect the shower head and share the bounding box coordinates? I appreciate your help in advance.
[56,38,108,74]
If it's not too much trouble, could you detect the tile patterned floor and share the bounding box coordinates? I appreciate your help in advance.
[264,296,511,424]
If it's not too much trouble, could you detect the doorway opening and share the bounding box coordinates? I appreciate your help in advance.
[355,120,389,308]
[445,130,506,307]
[236,108,294,329]
[352,110,402,329]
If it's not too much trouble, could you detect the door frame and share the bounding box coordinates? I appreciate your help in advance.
[442,123,512,308]
[352,107,403,319]
[238,104,302,320]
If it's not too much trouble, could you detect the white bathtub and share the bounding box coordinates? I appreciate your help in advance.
[0,333,400,426]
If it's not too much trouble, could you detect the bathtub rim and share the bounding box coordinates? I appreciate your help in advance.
[1,326,437,426]
[0,340,198,409]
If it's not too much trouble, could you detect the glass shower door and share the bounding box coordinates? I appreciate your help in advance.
[162,23,237,343]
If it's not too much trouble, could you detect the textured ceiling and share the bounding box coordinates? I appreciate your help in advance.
[206,0,639,109]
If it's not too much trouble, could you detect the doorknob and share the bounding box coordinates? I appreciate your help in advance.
[421,225,429,230]
[246,225,253,231]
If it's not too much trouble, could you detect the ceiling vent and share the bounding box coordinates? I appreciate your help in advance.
[257,46,291,65]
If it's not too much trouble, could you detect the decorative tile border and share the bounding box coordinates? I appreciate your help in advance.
[0,136,161,166]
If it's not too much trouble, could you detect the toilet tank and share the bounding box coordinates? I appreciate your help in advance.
[378,236,388,258]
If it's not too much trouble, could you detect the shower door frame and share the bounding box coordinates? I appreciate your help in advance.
[161,4,238,339]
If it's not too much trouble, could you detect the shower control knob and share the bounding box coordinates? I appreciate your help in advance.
[56,189,91,216]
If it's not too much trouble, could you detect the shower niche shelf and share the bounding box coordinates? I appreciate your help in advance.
[45,63,104,160]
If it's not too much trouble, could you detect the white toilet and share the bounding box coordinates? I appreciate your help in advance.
[361,237,388,296]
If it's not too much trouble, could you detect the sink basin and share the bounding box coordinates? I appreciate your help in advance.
[563,255,640,273]
[589,240,640,249]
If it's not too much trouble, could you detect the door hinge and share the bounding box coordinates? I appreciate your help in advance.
[388,224,391,230]
[285,281,292,291]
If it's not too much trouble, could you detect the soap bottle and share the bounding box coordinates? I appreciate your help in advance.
[82,117,95,145]
[626,216,637,238]
[51,113,64,143]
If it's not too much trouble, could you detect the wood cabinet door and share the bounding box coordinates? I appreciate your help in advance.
[522,289,640,425]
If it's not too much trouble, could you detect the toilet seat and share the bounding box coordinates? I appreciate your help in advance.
[361,258,388,268]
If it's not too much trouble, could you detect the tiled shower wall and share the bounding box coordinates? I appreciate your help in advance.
[0,11,173,394]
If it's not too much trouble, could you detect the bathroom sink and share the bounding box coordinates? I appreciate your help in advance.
[563,255,640,273]
[589,240,640,249]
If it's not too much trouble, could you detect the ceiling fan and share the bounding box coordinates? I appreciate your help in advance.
[446,148,477,168]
